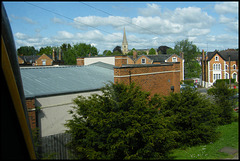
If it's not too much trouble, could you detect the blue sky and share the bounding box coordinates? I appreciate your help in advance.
[3,1,239,54]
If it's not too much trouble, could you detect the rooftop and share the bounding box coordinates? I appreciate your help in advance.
[20,63,114,98]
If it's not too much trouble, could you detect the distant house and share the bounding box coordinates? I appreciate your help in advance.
[77,52,184,81]
[202,50,239,87]
[18,49,64,66]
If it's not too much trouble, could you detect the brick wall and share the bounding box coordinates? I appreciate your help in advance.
[114,63,180,97]
[77,58,84,66]
[26,98,36,130]
[35,54,53,66]
[115,55,128,67]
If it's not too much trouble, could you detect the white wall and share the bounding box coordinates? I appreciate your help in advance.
[36,90,102,137]
[84,57,115,65]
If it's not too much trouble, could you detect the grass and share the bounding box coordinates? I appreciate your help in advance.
[170,118,239,160]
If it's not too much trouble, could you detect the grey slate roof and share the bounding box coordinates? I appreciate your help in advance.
[207,51,239,61]
[20,64,114,98]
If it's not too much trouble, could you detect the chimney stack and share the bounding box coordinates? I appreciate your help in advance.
[59,49,61,60]
[133,50,137,60]
[52,48,55,61]
[202,49,205,61]
[180,52,184,60]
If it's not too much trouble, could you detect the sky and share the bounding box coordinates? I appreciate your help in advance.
[3,1,239,54]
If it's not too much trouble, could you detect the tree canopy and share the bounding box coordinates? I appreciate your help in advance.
[173,39,201,78]
[148,48,156,55]
[17,46,38,56]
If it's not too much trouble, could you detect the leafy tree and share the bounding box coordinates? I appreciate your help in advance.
[173,39,201,78]
[166,48,175,55]
[17,46,38,56]
[148,48,156,55]
[159,87,220,147]
[63,43,99,65]
[38,46,53,56]
[113,46,122,55]
[157,46,170,54]
[103,50,112,56]
[207,81,237,125]
[65,82,178,159]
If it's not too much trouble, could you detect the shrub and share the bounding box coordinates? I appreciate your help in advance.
[159,86,220,147]
[207,81,237,125]
[65,82,178,159]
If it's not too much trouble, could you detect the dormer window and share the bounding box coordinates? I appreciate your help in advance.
[215,56,219,61]
[141,58,146,64]
[172,57,177,62]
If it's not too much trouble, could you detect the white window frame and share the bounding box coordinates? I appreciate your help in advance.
[215,56,219,61]
[172,57,177,62]
[141,58,146,64]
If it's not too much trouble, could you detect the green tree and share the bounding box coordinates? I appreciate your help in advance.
[65,82,177,159]
[17,46,38,56]
[103,50,112,56]
[63,43,99,65]
[207,81,237,125]
[166,48,175,55]
[38,46,53,56]
[174,39,201,78]
[148,48,156,55]
[113,46,122,55]
[158,87,220,147]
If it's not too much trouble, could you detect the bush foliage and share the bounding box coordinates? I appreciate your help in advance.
[65,83,227,159]
[157,86,220,147]
[65,82,178,159]
[207,81,237,125]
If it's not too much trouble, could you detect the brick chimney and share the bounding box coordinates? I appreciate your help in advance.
[59,49,61,60]
[52,48,55,61]
[180,52,184,60]
[202,49,205,61]
[133,50,137,60]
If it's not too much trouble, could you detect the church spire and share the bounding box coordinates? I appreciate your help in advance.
[122,27,128,45]
[122,27,128,54]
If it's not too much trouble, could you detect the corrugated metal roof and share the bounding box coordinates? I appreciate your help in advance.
[20,64,114,98]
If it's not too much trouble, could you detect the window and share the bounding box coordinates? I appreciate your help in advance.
[233,73,237,80]
[172,57,177,62]
[42,59,46,66]
[225,73,229,79]
[233,64,236,70]
[213,73,221,81]
[213,63,221,70]
[215,56,219,61]
[225,65,228,70]
[141,58,146,64]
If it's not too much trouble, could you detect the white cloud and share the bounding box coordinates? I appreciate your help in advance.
[214,2,238,14]
[51,17,64,24]
[138,3,161,16]
[56,31,74,39]
[11,14,37,24]
[219,15,238,33]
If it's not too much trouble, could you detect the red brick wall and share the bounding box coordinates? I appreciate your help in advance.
[77,58,84,66]
[35,54,53,66]
[114,63,180,97]
[115,55,128,67]
[26,98,36,130]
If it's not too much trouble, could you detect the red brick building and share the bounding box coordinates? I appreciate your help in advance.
[202,50,239,87]
[114,63,180,97]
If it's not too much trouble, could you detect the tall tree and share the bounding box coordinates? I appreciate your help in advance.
[17,46,38,56]
[174,39,201,78]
